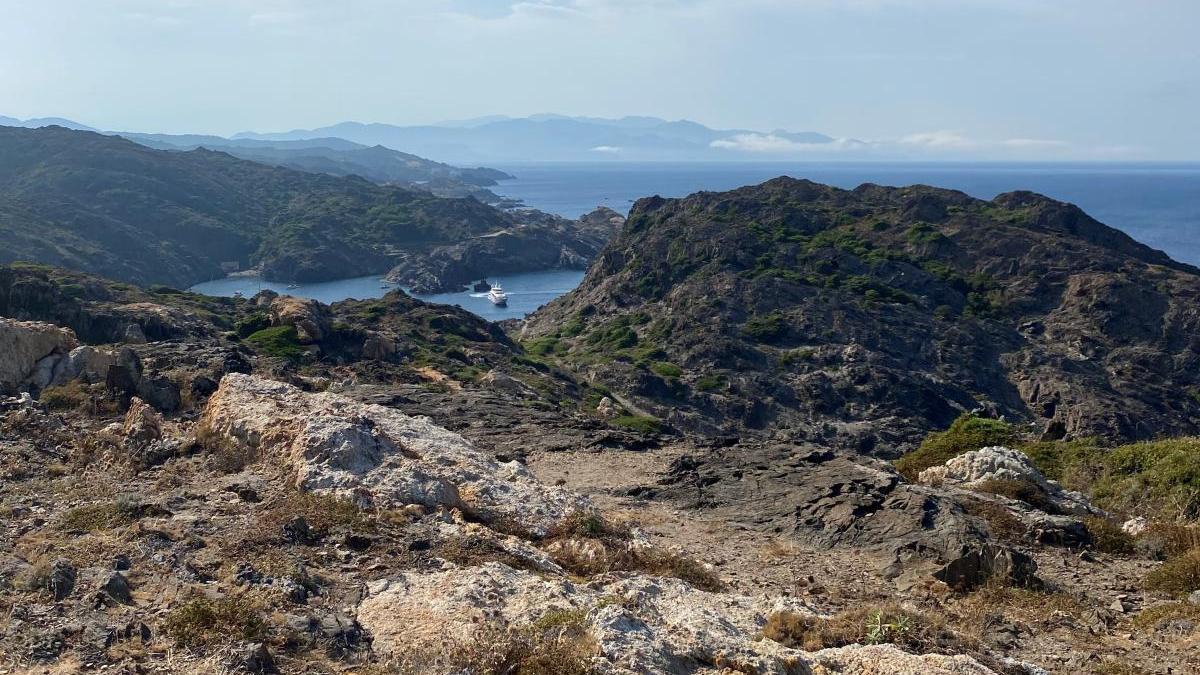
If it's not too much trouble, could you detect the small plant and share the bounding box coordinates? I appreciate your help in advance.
[864,609,913,644]
[59,495,144,531]
[693,375,724,392]
[610,415,662,434]
[649,361,682,378]
[163,595,268,647]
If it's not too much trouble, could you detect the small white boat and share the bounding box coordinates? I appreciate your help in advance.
[487,282,508,306]
[287,283,300,289]
[232,290,244,298]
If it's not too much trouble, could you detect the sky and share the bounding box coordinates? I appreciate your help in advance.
[2,0,1198,159]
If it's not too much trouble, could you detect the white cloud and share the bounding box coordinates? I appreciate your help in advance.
[1001,137,1069,148]
[710,133,853,153]
[590,145,621,153]
[898,130,974,148]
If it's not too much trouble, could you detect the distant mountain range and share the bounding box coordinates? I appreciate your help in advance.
[232,115,840,162]
[0,115,98,132]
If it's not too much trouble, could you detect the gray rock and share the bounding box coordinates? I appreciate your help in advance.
[136,375,181,413]
[238,642,276,673]
[1187,590,1200,606]
[97,572,134,605]
[48,558,76,601]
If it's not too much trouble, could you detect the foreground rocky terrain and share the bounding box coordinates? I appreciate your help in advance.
[4,177,1200,675]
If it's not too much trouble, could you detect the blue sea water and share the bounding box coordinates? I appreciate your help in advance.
[191,162,1200,319]
[494,161,1200,267]
[188,269,585,321]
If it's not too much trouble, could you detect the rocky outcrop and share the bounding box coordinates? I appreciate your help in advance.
[0,318,79,394]
[522,178,1200,447]
[657,445,1037,590]
[386,207,625,293]
[268,295,332,344]
[358,561,999,675]
[201,373,588,535]
[919,446,1098,516]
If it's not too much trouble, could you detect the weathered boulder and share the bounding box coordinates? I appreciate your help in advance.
[268,296,332,344]
[136,375,181,413]
[810,645,997,674]
[0,318,78,394]
[360,332,397,361]
[918,446,1098,516]
[121,398,163,445]
[201,374,588,535]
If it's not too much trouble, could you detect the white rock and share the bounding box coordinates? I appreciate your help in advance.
[201,373,588,535]
[918,446,1097,516]
[811,644,998,674]
[358,562,999,675]
[1122,516,1148,536]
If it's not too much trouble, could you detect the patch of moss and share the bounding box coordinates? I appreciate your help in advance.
[741,311,788,343]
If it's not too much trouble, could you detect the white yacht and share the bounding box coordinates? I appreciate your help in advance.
[487,282,508,306]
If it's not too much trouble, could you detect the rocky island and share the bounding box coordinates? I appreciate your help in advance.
[2,177,1200,675]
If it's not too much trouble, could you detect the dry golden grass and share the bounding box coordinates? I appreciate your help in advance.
[1144,548,1200,596]
[763,602,974,654]
[952,581,1088,629]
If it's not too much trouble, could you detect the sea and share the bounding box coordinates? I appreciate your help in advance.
[190,162,1200,319]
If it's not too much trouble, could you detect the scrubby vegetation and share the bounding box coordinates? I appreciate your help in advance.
[245,325,305,360]
[610,415,662,434]
[163,595,268,647]
[1144,548,1200,596]
[895,414,1016,480]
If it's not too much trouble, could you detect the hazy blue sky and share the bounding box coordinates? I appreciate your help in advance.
[2,0,1197,158]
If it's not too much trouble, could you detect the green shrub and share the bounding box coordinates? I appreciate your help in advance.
[163,595,267,647]
[233,313,271,338]
[525,336,563,357]
[741,311,788,343]
[694,375,724,392]
[1092,438,1200,519]
[245,325,305,359]
[650,362,682,378]
[895,414,1016,481]
[611,415,662,434]
[1019,438,1106,492]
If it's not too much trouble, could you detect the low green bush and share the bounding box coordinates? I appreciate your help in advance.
[895,414,1016,481]
[245,325,305,359]
[650,362,682,378]
[611,415,662,434]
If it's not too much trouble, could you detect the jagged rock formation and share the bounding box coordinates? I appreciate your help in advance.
[522,177,1200,449]
[386,207,626,293]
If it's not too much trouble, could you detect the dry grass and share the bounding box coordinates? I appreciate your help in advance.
[188,423,258,474]
[1137,522,1200,560]
[542,512,723,592]
[1091,661,1153,675]
[971,478,1061,514]
[1085,517,1136,555]
[378,611,597,675]
[761,538,804,559]
[1130,602,1200,631]
[763,603,973,654]
[953,581,1088,628]
[959,495,1026,543]
[58,494,144,532]
[1144,547,1200,596]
